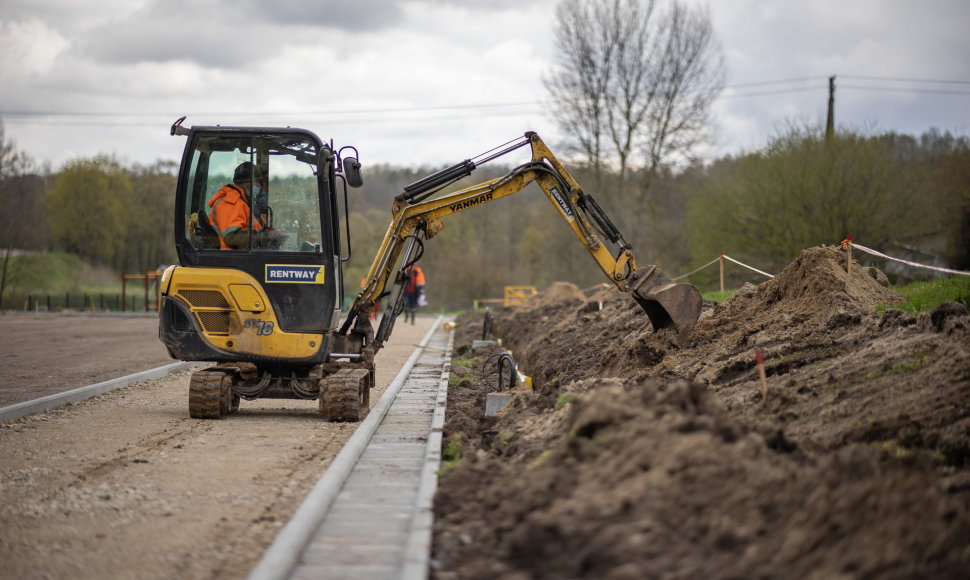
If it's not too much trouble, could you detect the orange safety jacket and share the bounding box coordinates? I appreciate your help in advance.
[404,266,425,294]
[208,184,263,249]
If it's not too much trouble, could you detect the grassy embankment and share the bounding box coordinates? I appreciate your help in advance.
[1,252,134,311]
[702,275,970,315]
[4,252,122,295]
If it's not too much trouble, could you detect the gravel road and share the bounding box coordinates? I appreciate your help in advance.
[0,314,436,580]
[0,313,174,407]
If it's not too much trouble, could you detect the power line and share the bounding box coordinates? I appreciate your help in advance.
[840,74,970,85]
[725,76,827,89]
[720,86,824,99]
[3,74,968,124]
[841,84,970,96]
[721,74,970,99]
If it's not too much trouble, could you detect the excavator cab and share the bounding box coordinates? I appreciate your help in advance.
[161,121,358,366]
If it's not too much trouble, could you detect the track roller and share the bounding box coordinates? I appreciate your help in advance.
[318,368,370,422]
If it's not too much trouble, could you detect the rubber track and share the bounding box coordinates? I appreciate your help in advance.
[188,370,226,418]
[323,371,367,422]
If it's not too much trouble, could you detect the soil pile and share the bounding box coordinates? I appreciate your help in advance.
[434,246,970,579]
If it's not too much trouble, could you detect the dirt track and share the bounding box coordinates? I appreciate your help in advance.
[0,315,435,580]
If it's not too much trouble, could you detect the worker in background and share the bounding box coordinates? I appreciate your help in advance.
[402,264,425,324]
[208,161,284,250]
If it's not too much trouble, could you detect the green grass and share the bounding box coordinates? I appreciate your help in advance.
[3,252,123,295]
[881,276,970,314]
[702,289,736,302]
[555,393,575,409]
[701,275,969,314]
[440,433,464,472]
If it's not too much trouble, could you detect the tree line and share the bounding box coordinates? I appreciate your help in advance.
[0,121,180,309]
[1,120,967,312]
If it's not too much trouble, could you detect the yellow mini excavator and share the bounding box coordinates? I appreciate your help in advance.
[159,119,702,421]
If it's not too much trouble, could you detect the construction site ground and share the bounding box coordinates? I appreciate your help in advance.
[0,314,436,579]
[0,314,175,408]
[433,246,970,579]
[2,244,968,579]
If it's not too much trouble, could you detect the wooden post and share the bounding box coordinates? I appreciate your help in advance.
[756,349,769,401]
[845,234,853,275]
[121,273,127,312]
[826,76,836,142]
[144,271,150,312]
[719,253,725,294]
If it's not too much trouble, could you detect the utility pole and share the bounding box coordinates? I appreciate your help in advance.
[825,75,836,142]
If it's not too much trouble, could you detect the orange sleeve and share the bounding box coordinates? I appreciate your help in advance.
[213,200,249,233]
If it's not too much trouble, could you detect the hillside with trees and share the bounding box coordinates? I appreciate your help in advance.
[1,118,968,312]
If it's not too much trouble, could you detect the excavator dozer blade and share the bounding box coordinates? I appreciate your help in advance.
[629,266,703,345]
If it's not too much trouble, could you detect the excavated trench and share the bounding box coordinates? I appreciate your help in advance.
[433,246,970,580]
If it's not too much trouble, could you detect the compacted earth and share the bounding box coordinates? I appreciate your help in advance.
[432,246,970,579]
[0,317,436,579]
[0,313,173,407]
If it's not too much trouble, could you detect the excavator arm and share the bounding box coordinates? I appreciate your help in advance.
[341,132,702,347]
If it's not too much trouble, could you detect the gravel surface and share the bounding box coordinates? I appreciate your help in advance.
[0,314,436,580]
[0,313,174,407]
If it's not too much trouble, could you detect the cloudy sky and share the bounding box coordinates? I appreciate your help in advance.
[2,0,969,171]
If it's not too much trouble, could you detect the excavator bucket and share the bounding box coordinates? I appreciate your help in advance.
[628,265,704,344]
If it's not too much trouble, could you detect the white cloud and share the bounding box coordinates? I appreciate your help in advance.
[1,0,968,171]
[0,18,69,80]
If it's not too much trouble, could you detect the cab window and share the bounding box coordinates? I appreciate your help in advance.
[183,135,323,252]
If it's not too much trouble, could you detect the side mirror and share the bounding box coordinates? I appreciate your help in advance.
[344,157,363,188]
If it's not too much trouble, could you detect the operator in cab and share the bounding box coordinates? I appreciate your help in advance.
[208,161,284,250]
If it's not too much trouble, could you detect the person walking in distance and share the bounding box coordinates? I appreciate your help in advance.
[402,264,425,324]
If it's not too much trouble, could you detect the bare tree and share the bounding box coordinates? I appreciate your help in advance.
[643,2,724,179]
[546,0,725,190]
[544,0,624,191]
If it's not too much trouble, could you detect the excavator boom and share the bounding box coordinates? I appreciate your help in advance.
[347,132,702,345]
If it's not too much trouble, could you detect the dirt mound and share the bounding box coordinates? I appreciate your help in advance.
[519,281,588,311]
[433,246,970,579]
[688,245,904,351]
